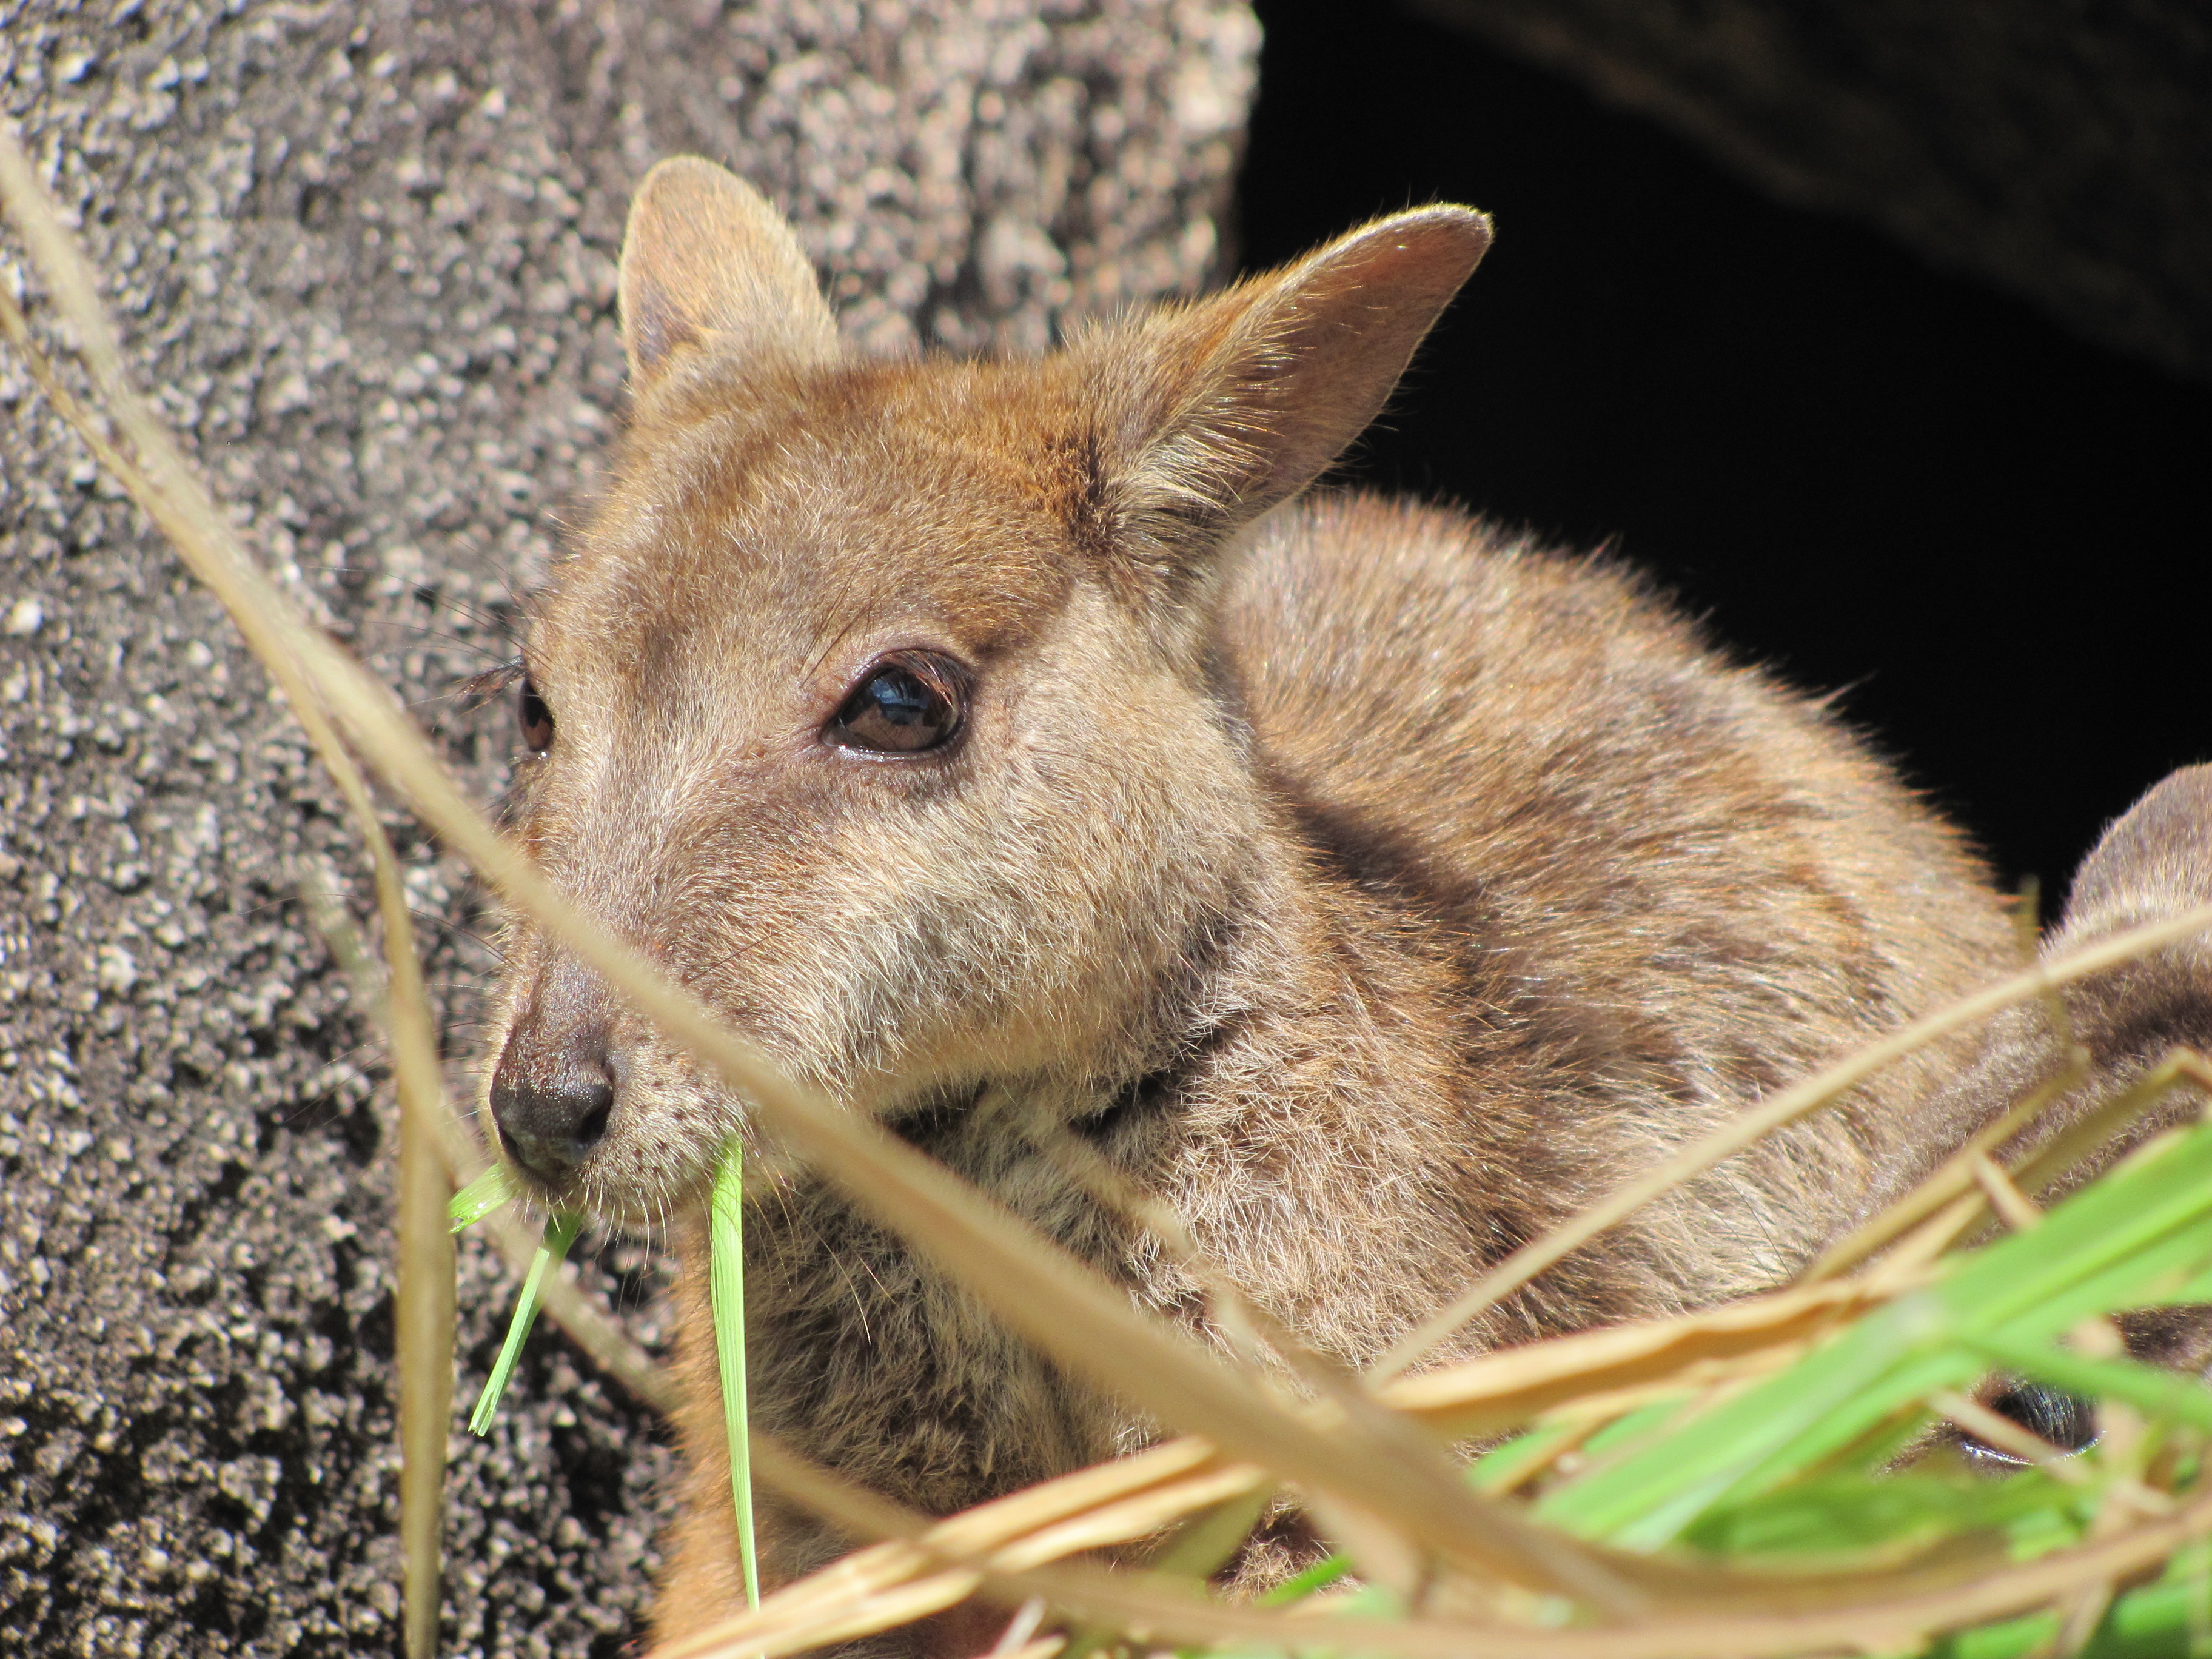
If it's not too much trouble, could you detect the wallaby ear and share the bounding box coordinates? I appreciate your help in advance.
[2062,764,2212,940]
[1090,206,1491,553]
[618,156,838,388]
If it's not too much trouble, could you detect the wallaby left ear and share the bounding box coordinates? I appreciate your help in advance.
[1087,206,1491,549]
[618,156,838,390]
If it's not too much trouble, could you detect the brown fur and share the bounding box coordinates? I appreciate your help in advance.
[475,158,2191,1651]
[1887,765,2212,1290]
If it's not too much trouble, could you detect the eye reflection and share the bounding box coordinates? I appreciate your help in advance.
[826,654,965,754]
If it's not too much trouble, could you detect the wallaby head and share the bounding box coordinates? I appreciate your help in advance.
[486,156,1492,1222]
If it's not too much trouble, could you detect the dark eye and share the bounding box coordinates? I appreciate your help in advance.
[1960,1381,2097,1468]
[826,653,966,755]
[518,675,555,754]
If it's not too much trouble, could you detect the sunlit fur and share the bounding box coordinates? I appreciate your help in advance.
[481,160,2028,1651]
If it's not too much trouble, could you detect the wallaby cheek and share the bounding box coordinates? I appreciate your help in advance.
[882,734,1254,1085]
[688,724,1255,1105]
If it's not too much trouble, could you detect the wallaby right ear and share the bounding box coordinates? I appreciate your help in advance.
[1080,205,1491,575]
[618,157,837,389]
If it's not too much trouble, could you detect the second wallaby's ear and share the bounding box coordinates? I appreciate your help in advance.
[2062,763,2212,941]
[618,157,837,388]
[1090,206,1490,549]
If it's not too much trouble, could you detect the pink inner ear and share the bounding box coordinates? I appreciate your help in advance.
[623,280,705,378]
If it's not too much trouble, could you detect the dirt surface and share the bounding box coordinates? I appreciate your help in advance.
[0,2,1255,1652]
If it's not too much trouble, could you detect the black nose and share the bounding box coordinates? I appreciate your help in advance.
[489,965,617,1184]
[489,1057,614,1184]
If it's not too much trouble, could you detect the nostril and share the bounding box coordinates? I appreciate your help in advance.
[489,956,622,1185]
[575,1085,612,1150]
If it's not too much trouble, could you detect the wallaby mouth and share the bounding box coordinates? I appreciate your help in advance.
[484,990,766,1227]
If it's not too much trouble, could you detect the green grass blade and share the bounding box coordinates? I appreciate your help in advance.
[467,1212,583,1436]
[712,1140,760,1609]
[1256,1552,1352,1606]
[1969,1333,2212,1435]
[1683,1461,2067,1560]
[449,1164,517,1232]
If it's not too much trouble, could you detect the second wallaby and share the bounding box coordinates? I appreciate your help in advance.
[480,158,2208,1652]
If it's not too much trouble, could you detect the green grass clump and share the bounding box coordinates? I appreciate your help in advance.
[1210,1107,2212,1658]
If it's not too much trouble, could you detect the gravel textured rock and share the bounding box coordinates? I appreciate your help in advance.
[0,2,1255,1653]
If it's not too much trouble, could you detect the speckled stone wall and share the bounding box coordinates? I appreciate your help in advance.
[0,3,1256,1653]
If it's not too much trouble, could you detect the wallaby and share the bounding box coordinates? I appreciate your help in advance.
[479,157,2210,1651]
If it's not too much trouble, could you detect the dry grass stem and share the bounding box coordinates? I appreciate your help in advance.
[1970,1155,2045,1232]
[1803,1042,2090,1281]
[2009,1050,2212,1206]
[652,1235,2156,1657]
[661,1476,2212,1659]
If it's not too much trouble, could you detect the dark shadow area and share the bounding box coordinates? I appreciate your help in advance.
[1238,0,2211,892]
